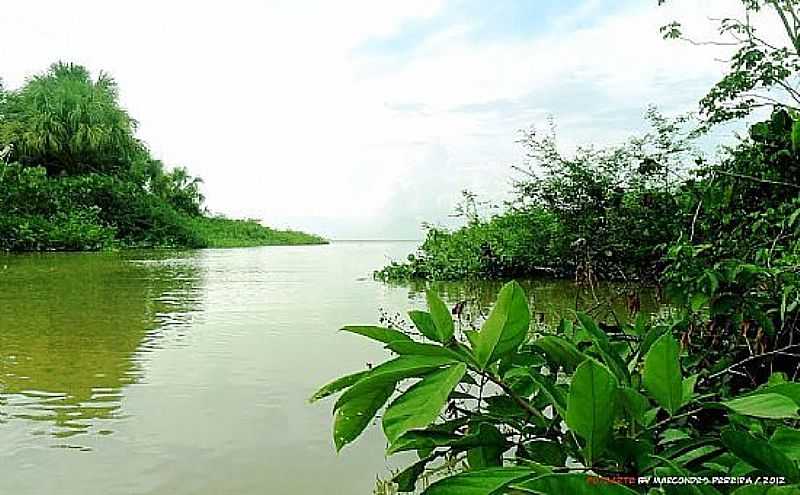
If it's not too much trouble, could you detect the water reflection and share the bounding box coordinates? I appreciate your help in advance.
[0,251,201,443]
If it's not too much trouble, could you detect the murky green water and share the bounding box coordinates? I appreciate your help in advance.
[0,242,657,494]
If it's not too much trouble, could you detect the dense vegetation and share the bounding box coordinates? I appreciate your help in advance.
[316,2,800,494]
[376,109,693,282]
[0,63,326,251]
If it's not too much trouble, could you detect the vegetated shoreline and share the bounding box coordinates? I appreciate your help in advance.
[0,62,327,252]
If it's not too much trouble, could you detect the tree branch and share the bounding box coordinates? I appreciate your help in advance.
[707,344,800,380]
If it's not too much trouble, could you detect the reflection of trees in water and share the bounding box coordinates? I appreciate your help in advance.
[404,278,660,326]
[0,251,203,441]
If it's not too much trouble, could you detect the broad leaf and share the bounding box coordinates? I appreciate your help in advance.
[473,281,531,369]
[771,426,800,462]
[383,363,467,443]
[643,333,684,415]
[513,473,639,494]
[721,429,800,482]
[333,356,455,451]
[566,359,618,464]
[387,423,508,455]
[617,386,650,425]
[393,455,438,492]
[576,312,630,383]
[408,310,440,342]
[426,290,455,343]
[527,370,567,418]
[533,335,587,371]
[519,440,566,467]
[721,393,800,420]
[466,423,506,468]
[309,369,369,403]
[660,428,691,444]
[341,325,411,345]
[333,380,393,451]
[334,355,457,411]
[757,383,800,405]
[421,467,544,495]
[650,455,721,495]
[386,341,467,362]
[683,374,698,404]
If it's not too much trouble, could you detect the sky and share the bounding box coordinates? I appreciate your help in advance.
[0,0,768,239]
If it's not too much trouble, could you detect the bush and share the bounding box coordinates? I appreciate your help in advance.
[186,215,327,248]
[313,282,800,494]
[378,111,694,283]
[0,209,115,251]
[377,208,564,281]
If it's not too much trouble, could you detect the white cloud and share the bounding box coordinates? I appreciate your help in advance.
[0,0,782,239]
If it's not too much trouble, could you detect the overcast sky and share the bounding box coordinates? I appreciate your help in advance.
[0,1,761,239]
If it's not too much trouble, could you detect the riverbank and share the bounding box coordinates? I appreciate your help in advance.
[187,216,327,248]
[0,62,326,252]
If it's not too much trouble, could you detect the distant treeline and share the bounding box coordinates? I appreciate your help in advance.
[0,62,326,251]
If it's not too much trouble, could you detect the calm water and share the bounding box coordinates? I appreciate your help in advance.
[0,242,656,494]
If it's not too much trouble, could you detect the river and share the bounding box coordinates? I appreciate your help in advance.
[0,241,656,494]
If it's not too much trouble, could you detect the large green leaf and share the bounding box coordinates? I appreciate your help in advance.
[466,423,506,469]
[426,290,455,343]
[473,281,531,369]
[386,341,469,363]
[309,369,369,403]
[341,325,412,345]
[721,429,800,482]
[421,467,544,495]
[566,359,618,464]
[533,335,587,371]
[576,312,630,383]
[757,383,800,405]
[721,393,800,420]
[650,455,721,495]
[519,440,566,467]
[617,386,650,425]
[331,356,457,451]
[771,426,800,462]
[334,355,457,411]
[392,454,439,492]
[333,380,393,451]
[387,422,508,455]
[527,370,567,418]
[642,333,684,415]
[408,310,440,342]
[382,363,467,443]
[512,473,639,494]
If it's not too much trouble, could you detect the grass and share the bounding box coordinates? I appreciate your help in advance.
[188,216,328,248]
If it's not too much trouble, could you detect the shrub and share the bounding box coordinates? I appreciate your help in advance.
[313,282,800,494]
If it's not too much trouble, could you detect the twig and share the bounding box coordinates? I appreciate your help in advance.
[485,372,546,422]
[707,344,800,380]
[715,170,800,190]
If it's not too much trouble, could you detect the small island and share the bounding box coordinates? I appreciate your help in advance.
[0,62,326,251]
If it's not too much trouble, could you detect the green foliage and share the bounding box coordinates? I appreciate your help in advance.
[0,62,142,176]
[660,1,800,124]
[314,283,800,493]
[326,3,800,493]
[0,62,325,251]
[643,333,684,415]
[185,216,326,248]
[376,206,564,281]
[377,109,696,283]
[565,359,618,465]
